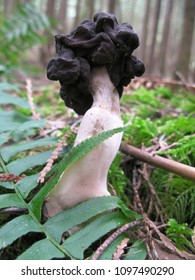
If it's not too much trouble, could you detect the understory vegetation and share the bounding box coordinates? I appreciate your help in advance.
[0,80,195,260]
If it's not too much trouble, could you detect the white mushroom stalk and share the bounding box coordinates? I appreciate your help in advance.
[45,13,145,217]
[44,67,123,217]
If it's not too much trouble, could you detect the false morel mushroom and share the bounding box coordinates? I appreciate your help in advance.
[45,12,145,217]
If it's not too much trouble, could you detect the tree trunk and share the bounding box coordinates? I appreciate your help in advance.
[159,0,174,76]
[58,0,68,33]
[74,0,81,27]
[46,0,55,18]
[46,0,56,54]
[108,0,116,14]
[39,0,56,66]
[147,0,161,74]
[3,0,13,14]
[88,0,95,20]
[140,0,151,62]
[98,0,105,12]
[175,0,195,79]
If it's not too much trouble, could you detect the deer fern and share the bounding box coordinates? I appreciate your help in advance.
[0,81,140,259]
[0,3,53,72]
[1,83,195,259]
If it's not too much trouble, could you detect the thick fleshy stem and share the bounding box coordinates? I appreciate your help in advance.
[44,67,123,217]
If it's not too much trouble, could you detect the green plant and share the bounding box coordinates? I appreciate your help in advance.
[0,3,54,74]
[108,152,129,197]
[172,186,195,227]
[120,87,167,119]
[0,82,143,259]
[1,82,195,259]
[123,116,158,146]
[150,168,195,228]
[166,219,194,251]
[159,115,195,141]
[159,134,195,165]
[122,86,195,216]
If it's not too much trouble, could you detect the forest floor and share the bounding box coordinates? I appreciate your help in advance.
[0,76,195,260]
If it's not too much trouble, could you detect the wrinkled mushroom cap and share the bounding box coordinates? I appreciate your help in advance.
[47,12,145,115]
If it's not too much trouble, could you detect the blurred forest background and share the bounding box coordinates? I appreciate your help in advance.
[1,0,195,260]
[0,0,194,84]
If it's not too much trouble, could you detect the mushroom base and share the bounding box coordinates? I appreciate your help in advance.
[44,67,123,218]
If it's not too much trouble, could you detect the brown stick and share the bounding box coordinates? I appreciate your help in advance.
[91,220,143,260]
[120,143,195,181]
[0,207,28,215]
[126,76,195,93]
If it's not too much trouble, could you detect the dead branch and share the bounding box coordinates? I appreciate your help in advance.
[120,142,195,181]
[125,77,195,93]
[0,207,28,215]
[26,79,46,137]
[91,220,143,260]
[0,173,26,182]
[139,163,165,223]
[112,237,130,260]
[26,79,40,120]
[175,71,191,92]
[38,130,75,183]
[131,166,159,259]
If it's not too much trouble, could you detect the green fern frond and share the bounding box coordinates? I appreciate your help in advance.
[166,218,194,251]
[108,152,129,197]
[150,167,195,224]
[159,115,195,140]
[123,116,158,146]
[0,81,139,260]
[0,3,53,65]
[172,187,195,226]
[158,134,195,165]
[121,87,166,118]
[30,126,129,220]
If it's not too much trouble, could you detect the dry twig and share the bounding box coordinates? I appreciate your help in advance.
[26,79,39,120]
[0,207,28,215]
[120,142,195,181]
[130,166,159,259]
[26,79,46,137]
[0,173,26,182]
[126,76,195,93]
[139,163,165,222]
[91,220,143,260]
[112,237,130,260]
[38,130,74,183]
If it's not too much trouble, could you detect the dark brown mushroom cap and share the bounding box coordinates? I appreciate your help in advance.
[47,12,145,115]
